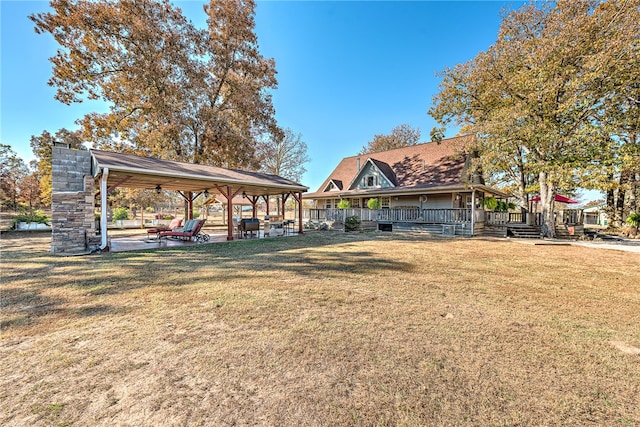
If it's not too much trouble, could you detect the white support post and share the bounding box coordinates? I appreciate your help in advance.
[471,188,476,237]
[100,168,109,251]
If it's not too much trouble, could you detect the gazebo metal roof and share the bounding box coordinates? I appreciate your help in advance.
[90,149,308,196]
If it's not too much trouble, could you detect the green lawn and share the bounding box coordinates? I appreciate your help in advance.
[1,231,639,426]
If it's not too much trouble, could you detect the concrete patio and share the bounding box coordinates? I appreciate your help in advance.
[108,226,301,253]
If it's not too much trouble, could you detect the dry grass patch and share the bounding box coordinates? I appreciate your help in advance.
[1,231,639,426]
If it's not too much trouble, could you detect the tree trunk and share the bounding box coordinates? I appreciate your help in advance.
[518,157,528,210]
[631,172,639,214]
[539,171,556,238]
[606,181,616,228]
[613,171,631,227]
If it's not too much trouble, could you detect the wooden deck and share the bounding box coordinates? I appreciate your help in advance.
[305,208,584,239]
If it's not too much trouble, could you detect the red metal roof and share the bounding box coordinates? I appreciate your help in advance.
[530,195,578,204]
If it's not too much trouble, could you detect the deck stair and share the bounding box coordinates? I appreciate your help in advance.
[507,223,542,239]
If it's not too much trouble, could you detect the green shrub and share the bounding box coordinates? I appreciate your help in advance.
[11,209,50,228]
[112,207,129,221]
[626,212,640,230]
[483,197,515,212]
[496,200,516,211]
[337,199,351,209]
[482,197,498,210]
[344,215,361,232]
[367,198,381,210]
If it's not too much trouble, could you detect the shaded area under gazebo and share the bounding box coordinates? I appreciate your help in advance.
[107,226,302,253]
[92,150,308,251]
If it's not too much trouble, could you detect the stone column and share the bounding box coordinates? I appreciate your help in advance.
[50,147,97,254]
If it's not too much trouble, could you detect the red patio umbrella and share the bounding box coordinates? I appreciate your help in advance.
[530,194,578,204]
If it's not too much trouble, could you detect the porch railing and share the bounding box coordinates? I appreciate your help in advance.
[487,211,544,226]
[306,208,472,224]
[304,208,583,226]
[556,209,583,225]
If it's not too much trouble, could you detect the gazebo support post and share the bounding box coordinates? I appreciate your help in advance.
[281,193,290,220]
[214,185,244,241]
[250,196,259,218]
[226,187,233,240]
[290,191,304,235]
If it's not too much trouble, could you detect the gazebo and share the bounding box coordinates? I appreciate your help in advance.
[50,145,307,254]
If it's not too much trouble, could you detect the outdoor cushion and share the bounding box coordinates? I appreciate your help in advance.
[183,219,197,232]
[167,217,183,229]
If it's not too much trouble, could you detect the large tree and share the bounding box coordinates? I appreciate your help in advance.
[578,0,640,226]
[257,128,309,183]
[17,173,42,209]
[429,0,639,237]
[359,123,421,155]
[30,128,85,206]
[31,0,278,169]
[0,145,29,210]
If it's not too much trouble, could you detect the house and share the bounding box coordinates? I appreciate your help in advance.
[303,135,515,236]
[583,204,608,227]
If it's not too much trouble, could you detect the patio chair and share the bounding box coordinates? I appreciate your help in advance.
[147,217,183,239]
[158,219,209,243]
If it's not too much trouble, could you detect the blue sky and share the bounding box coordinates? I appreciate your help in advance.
[2,0,527,193]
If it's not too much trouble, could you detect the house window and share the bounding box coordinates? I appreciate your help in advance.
[351,198,361,208]
[325,199,333,209]
[362,175,376,188]
[466,195,472,209]
[380,196,390,208]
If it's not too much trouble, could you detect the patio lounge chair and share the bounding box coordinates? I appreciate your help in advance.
[147,217,183,239]
[158,219,209,243]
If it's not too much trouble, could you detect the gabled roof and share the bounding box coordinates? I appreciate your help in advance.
[306,135,478,198]
[323,179,343,192]
[346,157,397,190]
[370,159,397,186]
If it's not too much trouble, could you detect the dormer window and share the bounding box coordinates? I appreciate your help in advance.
[348,158,394,191]
[323,180,342,192]
[363,175,376,187]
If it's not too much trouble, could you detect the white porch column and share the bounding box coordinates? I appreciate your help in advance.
[471,187,476,236]
[100,168,109,251]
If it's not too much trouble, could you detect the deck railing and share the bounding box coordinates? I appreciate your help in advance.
[306,208,473,224]
[304,208,583,226]
[486,211,509,225]
[556,209,583,225]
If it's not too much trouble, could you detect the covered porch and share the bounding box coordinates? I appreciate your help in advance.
[303,186,508,236]
[304,207,584,238]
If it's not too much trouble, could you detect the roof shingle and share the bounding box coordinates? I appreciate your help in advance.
[307,135,474,198]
